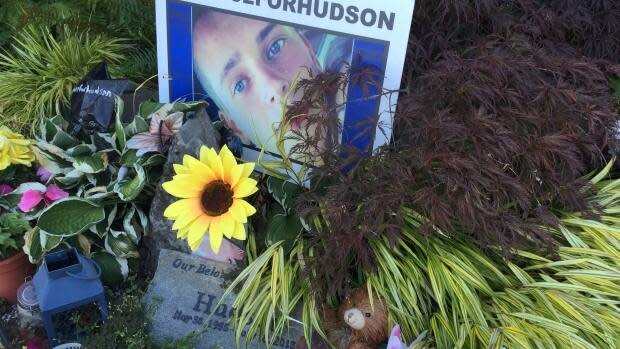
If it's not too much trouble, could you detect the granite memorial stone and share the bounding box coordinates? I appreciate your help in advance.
[142,108,221,273]
[144,249,301,349]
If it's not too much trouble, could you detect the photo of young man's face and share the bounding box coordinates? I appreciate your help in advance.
[193,9,351,156]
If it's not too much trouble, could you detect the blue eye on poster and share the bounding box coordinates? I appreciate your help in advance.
[156,0,416,168]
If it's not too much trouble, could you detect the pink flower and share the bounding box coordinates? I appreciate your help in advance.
[126,111,183,156]
[0,184,13,195]
[18,184,69,212]
[36,167,52,182]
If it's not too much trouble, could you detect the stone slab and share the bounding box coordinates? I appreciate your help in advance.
[144,249,301,349]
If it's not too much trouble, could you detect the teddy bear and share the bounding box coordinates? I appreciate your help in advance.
[296,288,389,349]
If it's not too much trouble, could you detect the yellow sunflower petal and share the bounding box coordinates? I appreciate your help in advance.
[183,155,217,180]
[219,145,237,176]
[228,200,248,223]
[233,178,258,198]
[218,212,235,238]
[173,163,190,174]
[201,147,224,180]
[209,217,222,237]
[240,162,255,178]
[164,198,202,219]
[178,171,213,184]
[209,230,224,254]
[162,177,203,198]
[187,216,211,251]
[238,199,257,216]
[232,222,246,240]
[228,163,254,187]
[172,209,201,231]
[188,236,202,251]
[228,165,244,188]
[177,227,190,239]
[199,146,214,164]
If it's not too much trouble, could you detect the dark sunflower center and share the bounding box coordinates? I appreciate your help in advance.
[201,180,233,216]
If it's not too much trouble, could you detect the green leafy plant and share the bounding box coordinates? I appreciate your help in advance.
[0,212,30,259]
[0,27,126,134]
[22,98,204,283]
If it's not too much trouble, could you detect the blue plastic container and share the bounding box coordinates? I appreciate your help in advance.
[33,248,108,346]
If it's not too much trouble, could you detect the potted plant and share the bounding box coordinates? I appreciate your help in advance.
[0,212,33,304]
[0,125,36,304]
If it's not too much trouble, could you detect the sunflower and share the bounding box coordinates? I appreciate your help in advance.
[0,126,35,170]
[162,145,258,253]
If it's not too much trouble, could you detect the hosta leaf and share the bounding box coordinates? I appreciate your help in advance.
[113,164,146,201]
[124,115,149,138]
[23,227,42,263]
[36,141,74,162]
[73,152,108,174]
[11,182,47,194]
[51,129,78,149]
[138,153,166,168]
[56,169,85,187]
[120,149,139,166]
[267,177,303,213]
[106,205,118,230]
[37,198,105,237]
[32,147,69,175]
[48,115,65,128]
[95,132,115,149]
[105,230,139,258]
[91,251,129,285]
[40,230,63,251]
[90,221,108,239]
[40,117,58,141]
[138,101,169,119]
[83,186,115,202]
[136,206,149,234]
[65,144,95,157]
[39,116,66,142]
[123,205,143,244]
[265,207,302,254]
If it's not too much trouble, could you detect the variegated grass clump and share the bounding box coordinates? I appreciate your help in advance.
[223,161,620,349]
[370,161,620,348]
[218,235,327,348]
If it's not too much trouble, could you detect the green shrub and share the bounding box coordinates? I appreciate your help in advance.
[0,27,125,134]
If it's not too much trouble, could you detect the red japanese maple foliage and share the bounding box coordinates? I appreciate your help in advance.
[289,0,620,298]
